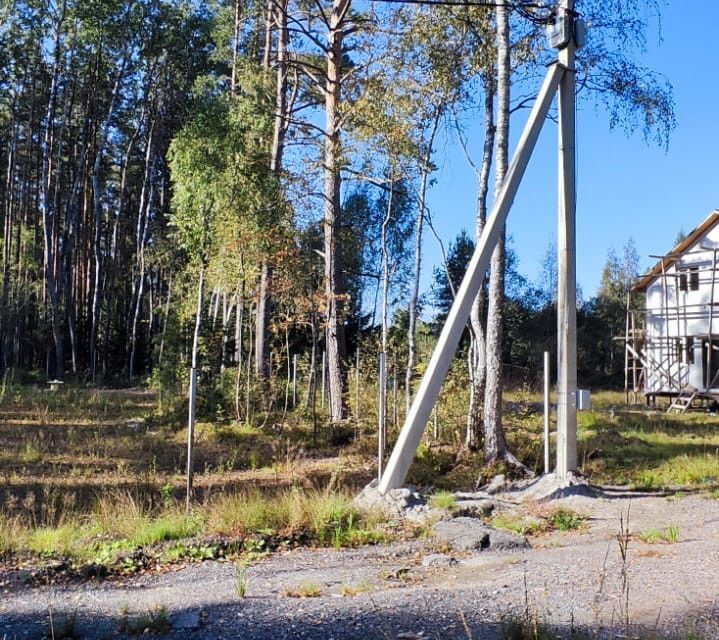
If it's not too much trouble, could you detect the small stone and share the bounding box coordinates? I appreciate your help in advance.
[421,554,458,568]
[432,517,528,552]
[455,499,495,518]
[487,528,529,551]
[174,611,202,630]
[432,517,490,552]
[483,474,507,495]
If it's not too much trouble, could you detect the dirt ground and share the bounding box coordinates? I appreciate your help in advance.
[2,490,718,639]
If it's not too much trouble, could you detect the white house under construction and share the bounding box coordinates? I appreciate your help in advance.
[628,210,719,411]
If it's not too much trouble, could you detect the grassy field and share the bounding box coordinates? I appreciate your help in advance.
[1,385,718,573]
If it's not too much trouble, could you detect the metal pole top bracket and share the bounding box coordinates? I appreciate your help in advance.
[547,6,586,50]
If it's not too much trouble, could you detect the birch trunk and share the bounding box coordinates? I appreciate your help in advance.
[406,109,442,413]
[483,4,509,462]
[255,0,289,388]
[128,120,155,379]
[40,2,66,379]
[90,60,126,381]
[466,74,495,448]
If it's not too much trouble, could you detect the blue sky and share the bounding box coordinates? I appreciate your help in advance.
[421,0,719,301]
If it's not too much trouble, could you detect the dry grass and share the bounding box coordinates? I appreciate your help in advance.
[2,383,718,573]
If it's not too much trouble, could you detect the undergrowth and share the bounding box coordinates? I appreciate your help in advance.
[0,488,389,572]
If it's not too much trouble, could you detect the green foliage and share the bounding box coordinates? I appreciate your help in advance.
[235,561,249,598]
[638,525,680,544]
[546,508,586,532]
[428,490,457,511]
[205,489,387,548]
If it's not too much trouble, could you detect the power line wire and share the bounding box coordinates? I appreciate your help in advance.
[368,0,556,24]
[370,0,546,7]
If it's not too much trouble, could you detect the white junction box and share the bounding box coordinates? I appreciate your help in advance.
[577,389,591,411]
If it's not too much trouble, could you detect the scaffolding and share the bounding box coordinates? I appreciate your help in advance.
[622,247,719,411]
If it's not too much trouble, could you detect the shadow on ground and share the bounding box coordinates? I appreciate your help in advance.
[2,597,717,640]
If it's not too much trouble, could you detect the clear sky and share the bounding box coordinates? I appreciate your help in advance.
[421,0,719,301]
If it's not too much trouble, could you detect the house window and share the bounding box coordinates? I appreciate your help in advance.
[679,273,688,292]
[678,267,700,292]
[689,267,699,291]
[686,337,695,364]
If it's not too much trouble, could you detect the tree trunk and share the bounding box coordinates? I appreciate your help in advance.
[254,0,289,390]
[483,4,510,462]
[254,259,270,386]
[39,2,67,380]
[129,120,155,379]
[380,175,394,355]
[186,262,205,509]
[406,108,441,413]
[323,0,351,422]
[158,273,172,366]
[90,59,126,381]
[466,74,495,448]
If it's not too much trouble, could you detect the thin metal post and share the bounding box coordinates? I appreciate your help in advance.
[392,359,398,429]
[355,345,361,420]
[378,351,386,482]
[556,0,578,479]
[321,350,326,409]
[186,367,197,511]
[544,351,551,475]
[292,354,297,408]
[378,62,564,494]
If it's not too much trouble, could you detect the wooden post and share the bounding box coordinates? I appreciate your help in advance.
[630,311,638,400]
[624,296,631,404]
[707,249,717,389]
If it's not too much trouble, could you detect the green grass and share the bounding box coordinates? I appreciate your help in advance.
[638,525,680,544]
[206,488,387,547]
[545,508,586,532]
[235,561,249,598]
[491,514,544,536]
[572,399,719,490]
[0,488,389,571]
[26,523,85,557]
[129,513,203,547]
[429,490,458,510]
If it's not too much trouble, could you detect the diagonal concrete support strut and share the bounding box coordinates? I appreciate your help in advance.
[378,62,567,494]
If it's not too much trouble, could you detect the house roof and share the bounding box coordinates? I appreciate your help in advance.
[634,210,719,292]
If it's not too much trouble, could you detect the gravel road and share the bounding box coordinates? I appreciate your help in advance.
[2,492,719,639]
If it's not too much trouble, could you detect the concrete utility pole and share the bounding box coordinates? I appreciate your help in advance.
[377,0,582,494]
[556,0,577,478]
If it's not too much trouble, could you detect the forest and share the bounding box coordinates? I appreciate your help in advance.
[0,0,674,461]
